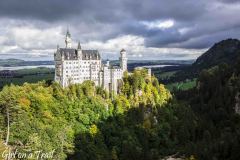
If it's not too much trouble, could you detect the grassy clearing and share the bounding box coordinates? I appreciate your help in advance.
[153,70,196,91]
[153,70,177,81]
[166,79,197,91]
[157,71,176,79]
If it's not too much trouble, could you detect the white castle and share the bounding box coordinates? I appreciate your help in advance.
[54,30,127,93]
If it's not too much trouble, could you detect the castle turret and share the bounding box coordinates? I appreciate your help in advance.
[106,59,110,67]
[54,44,59,58]
[77,41,82,59]
[120,49,127,72]
[65,29,72,48]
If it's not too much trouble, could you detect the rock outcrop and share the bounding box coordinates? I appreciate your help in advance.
[235,92,240,114]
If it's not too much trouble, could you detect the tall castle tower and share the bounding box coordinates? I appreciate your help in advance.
[120,49,127,72]
[65,29,72,48]
[77,41,82,59]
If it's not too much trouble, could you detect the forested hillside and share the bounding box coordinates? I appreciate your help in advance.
[193,39,240,70]
[1,69,194,159]
[167,39,240,83]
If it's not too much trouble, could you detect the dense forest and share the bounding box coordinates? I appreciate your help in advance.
[174,58,240,159]
[0,40,240,160]
[0,69,184,159]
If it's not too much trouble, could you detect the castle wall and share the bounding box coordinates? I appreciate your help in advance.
[60,59,101,87]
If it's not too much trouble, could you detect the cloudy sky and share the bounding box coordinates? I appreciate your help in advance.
[0,0,239,61]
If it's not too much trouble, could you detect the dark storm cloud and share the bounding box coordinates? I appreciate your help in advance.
[0,0,127,22]
[218,0,240,4]
[0,0,239,50]
[0,0,207,25]
[0,0,205,22]
[123,0,206,21]
[0,0,80,21]
[172,27,240,49]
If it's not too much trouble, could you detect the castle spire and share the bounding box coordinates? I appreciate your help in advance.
[77,41,81,50]
[65,28,72,48]
[66,27,71,38]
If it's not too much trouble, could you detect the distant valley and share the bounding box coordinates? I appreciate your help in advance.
[0,58,193,68]
[0,58,193,89]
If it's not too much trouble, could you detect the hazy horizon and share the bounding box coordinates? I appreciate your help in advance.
[0,53,197,61]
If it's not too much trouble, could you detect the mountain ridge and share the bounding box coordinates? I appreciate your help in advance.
[193,38,240,70]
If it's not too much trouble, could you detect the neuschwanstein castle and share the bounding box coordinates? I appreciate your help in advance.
[54,30,127,93]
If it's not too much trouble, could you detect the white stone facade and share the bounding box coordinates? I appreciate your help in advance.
[54,30,127,93]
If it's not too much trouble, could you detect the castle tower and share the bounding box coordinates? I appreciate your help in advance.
[106,59,110,67]
[120,49,127,72]
[65,29,72,48]
[77,41,82,59]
